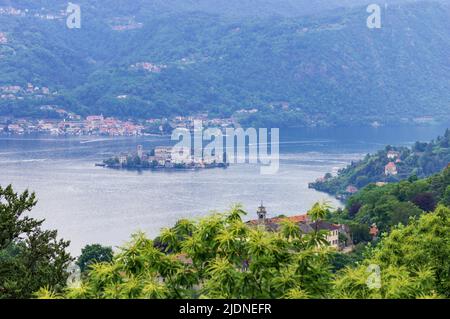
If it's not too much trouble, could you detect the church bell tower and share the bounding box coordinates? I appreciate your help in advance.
[257,201,267,224]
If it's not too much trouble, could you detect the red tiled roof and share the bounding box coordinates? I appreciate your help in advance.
[346,185,358,193]
[369,225,379,236]
[270,215,308,224]
[385,162,396,168]
[247,214,308,225]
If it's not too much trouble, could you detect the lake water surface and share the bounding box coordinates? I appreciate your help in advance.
[0,125,447,254]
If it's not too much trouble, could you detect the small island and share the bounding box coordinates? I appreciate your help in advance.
[99,145,229,170]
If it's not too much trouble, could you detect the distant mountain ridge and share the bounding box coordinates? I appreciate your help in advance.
[1,0,450,126]
[0,0,426,18]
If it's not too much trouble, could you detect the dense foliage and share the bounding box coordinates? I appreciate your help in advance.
[33,201,450,299]
[0,185,72,298]
[77,244,113,273]
[35,204,335,299]
[311,129,450,196]
[329,165,450,236]
[2,166,450,299]
[334,205,450,298]
[1,1,450,126]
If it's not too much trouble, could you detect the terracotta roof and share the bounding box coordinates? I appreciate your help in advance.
[247,215,350,237]
[369,225,379,236]
[269,215,308,224]
[346,185,359,193]
[247,214,308,225]
[385,162,396,168]
[310,220,341,231]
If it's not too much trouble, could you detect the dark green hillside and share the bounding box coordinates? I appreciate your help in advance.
[1,1,450,125]
[330,165,450,233]
[311,129,450,196]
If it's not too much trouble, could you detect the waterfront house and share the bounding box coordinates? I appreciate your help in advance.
[345,185,359,194]
[384,162,398,176]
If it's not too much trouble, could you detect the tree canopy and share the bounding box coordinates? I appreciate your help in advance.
[34,200,450,299]
[0,185,72,299]
[77,244,114,273]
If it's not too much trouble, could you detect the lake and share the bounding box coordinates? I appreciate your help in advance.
[0,125,447,254]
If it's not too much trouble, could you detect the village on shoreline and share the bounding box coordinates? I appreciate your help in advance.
[0,113,236,137]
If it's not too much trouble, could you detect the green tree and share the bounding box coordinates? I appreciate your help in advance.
[307,201,332,223]
[441,185,450,206]
[348,223,371,244]
[307,201,332,247]
[0,185,72,299]
[40,206,335,299]
[77,244,113,273]
[334,205,450,298]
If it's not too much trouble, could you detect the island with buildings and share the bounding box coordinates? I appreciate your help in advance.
[100,145,229,170]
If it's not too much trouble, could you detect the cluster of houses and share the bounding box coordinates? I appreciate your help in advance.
[170,115,234,130]
[246,203,353,250]
[1,115,144,136]
[0,5,145,27]
[235,108,259,115]
[312,149,404,200]
[82,115,144,136]
[0,7,24,16]
[0,6,67,20]
[1,112,236,136]
[109,17,144,31]
[338,150,403,197]
[130,62,167,73]
[343,151,403,195]
[0,83,53,100]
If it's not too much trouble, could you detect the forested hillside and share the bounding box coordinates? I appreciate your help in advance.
[311,129,450,196]
[1,0,450,126]
[333,165,450,232]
